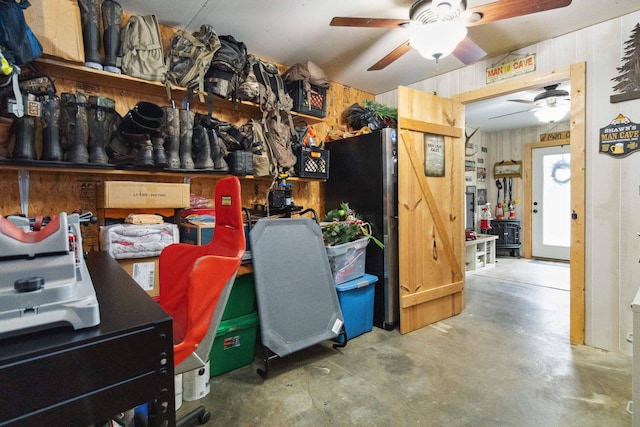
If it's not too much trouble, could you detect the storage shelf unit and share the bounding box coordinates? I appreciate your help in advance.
[465,235,498,275]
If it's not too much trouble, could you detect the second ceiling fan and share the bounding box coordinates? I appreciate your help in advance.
[330,0,573,71]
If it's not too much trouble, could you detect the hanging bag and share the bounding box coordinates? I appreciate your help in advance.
[118,15,167,82]
[0,0,43,117]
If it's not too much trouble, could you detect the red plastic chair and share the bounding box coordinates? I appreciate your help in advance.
[158,176,245,424]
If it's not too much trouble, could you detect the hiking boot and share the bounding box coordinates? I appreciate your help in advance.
[162,106,180,169]
[209,127,229,172]
[192,122,213,170]
[152,136,168,168]
[101,0,123,74]
[12,96,36,160]
[179,109,195,170]
[40,96,63,161]
[120,132,154,167]
[0,116,14,158]
[61,92,90,163]
[88,95,116,164]
[78,0,103,70]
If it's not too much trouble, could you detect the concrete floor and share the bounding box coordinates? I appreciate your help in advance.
[177,257,632,426]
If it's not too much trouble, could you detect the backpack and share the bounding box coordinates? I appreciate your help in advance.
[0,0,42,67]
[263,113,297,175]
[238,54,293,113]
[0,0,43,117]
[165,25,220,102]
[204,35,247,110]
[118,15,167,82]
[240,118,277,177]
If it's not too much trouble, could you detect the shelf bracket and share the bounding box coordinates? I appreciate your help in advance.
[18,169,29,217]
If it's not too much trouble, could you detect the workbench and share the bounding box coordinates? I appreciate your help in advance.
[0,252,175,427]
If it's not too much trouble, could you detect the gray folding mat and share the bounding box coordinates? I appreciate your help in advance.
[250,217,346,376]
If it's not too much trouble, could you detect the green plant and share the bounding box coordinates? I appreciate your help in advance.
[322,202,384,248]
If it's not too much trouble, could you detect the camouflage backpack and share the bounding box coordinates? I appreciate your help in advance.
[240,118,277,178]
[204,34,247,111]
[165,24,220,102]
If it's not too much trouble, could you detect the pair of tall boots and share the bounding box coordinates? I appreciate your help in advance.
[10,94,64,162]
[111,102,167,167]
[60,92,117,164]
[78,0,123,73]
[162,108,228,171]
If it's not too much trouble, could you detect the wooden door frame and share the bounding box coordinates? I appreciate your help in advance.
[452,62,586,345]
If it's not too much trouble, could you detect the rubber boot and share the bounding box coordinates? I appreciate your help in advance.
[78,0,103,70]
[151,136,168,168]
[61,92,90,163]
[209,127,229,172]
[121,132,154,167]
[0,116,14,158]
[12,96,36,160]
[162,106,180,169]
[101,0,123,74]
[88,95,116,164]
[192,123,213,170]
[40,96,63,161]
[179,109,195,170]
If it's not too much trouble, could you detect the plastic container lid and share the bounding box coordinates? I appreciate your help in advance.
[216,311,259,336]
[335,273,378,292]
[325,236,370,257]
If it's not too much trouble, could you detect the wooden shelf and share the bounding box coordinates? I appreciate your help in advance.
[0,162,325,182]
[34,57,325,124]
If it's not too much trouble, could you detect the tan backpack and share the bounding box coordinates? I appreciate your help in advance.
[118,15,167,82]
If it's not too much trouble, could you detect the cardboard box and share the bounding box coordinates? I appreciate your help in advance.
[97,181,191,209]
[117,256,160,297]
[24,0,84,63]
[179,222,215,246]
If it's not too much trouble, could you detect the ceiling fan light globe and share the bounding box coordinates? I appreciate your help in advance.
[409,20,467,61]
[534,105,569,123]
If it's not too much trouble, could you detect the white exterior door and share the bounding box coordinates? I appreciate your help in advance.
[531,144,571,260]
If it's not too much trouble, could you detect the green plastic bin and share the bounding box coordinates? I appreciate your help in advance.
[221,273,256,321]
[209,311,259,377]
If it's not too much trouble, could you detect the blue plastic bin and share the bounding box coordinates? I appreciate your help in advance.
[334,273,378,343]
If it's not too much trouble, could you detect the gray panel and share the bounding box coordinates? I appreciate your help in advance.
[250,218,343,357]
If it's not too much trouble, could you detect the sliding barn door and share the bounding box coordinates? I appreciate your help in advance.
[397,86,465,334]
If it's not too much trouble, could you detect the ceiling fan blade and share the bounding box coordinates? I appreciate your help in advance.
[330,17,411,28]
[452,37,486,65]
[508,99,537,105]
[489,108,535,120]
[368,40,412,71]
[466,0,572,27]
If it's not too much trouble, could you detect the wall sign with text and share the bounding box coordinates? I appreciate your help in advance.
[599,114,640,158]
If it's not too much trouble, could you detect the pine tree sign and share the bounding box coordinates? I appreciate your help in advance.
[611,22,640,103]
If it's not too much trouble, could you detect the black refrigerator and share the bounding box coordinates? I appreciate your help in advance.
[324,128,399,330]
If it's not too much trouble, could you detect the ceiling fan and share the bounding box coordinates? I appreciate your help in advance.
[508,84,571,107]
[491,84,571,122]
[330,0,573,71]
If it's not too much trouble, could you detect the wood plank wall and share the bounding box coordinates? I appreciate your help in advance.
[0,17,374,252]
